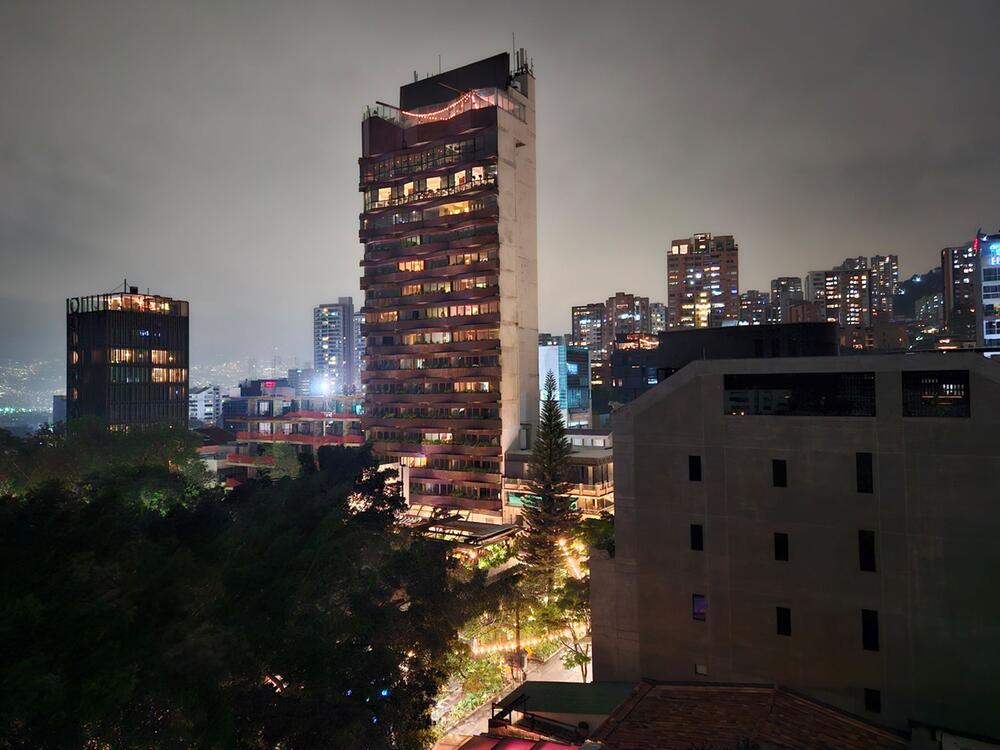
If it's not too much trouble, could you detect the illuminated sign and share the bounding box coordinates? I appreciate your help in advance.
[263,380,277,388]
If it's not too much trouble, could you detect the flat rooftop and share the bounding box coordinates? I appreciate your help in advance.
[506,446,612,463]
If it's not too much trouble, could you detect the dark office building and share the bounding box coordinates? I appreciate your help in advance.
[605,322,839,407]
[941,243,977,340]
[66,286,189,430]
[594,352,1000,740]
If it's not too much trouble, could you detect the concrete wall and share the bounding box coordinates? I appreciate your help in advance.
[497,71,539,457]
[593,353,1000,739]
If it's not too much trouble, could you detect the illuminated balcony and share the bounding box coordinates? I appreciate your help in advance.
[364,173,496,213]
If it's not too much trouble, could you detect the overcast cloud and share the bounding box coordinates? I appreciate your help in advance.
[1,0,998,366]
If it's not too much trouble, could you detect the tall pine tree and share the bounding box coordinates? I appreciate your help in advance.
[519,370,577,590]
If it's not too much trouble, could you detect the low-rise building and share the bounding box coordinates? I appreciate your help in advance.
[502,443,614,521]
[188,384,222,427]
[223,379,363,478]
[566,427,612,449]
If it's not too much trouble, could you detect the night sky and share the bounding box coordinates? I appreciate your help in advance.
[2,0,999,366]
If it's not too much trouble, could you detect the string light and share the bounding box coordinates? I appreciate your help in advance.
[558,537,584,579]
[399,90,494,122]
[470,628,574,656]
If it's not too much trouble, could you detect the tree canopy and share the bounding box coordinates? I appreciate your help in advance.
[519,370,577,591]
[0,433,488,749]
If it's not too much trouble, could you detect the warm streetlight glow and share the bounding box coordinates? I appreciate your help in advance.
[558,537,584,579]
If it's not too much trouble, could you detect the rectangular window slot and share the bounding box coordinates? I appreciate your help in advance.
[689,455,702,482]
[690,524,704,551]
[862,609,880,651]
[772,459,787,488]
[693,594,707,622]
[859,530,877,572]
[774,532,789,561]
[776,606,792,636]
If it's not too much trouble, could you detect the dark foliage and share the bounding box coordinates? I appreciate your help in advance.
[0,439,486,749]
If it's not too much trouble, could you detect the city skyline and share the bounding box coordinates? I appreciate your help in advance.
[2,1,999,366]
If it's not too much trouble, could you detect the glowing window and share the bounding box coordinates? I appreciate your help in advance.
[439,201,471,216]
[403,181,415,196]
[426,176,441,191]
[454,170,467,186]
[471,166,485,181]
[378,187,391,202]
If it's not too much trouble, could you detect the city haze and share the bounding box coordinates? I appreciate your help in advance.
[2,0,998,367]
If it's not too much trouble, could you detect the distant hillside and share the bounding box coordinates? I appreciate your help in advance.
[894,267,943,319]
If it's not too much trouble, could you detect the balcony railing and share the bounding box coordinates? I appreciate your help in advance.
[365,174,496,212]
[282,410,361,420]
[227,453,275,466]
[237,431,365,446]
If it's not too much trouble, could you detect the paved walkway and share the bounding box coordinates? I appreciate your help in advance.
[446,647,588,738]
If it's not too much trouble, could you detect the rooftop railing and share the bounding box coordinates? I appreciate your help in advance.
[363,87,525,127]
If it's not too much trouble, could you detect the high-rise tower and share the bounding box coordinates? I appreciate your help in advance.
[358,52,538,518]
[571,302,609,358]
[66,284,189,430]
[869,255,899,320]
[313,298,355,393]
[770,276,803,323]
[942,243,978,340]
[667,233,740,328]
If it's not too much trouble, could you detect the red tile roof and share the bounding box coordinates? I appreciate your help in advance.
[589,682,907,750]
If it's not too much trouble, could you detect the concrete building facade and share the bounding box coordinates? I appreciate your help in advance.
[770,276,804,323]
[667,233,740,329]
[313,298,355,393]
[66,286,189,430]
[593,353,1000,740]
[539,333,592,429]
[870,254,899,321]
[739,289,771,325]
[975,229,1000,349]
[604,292,651,341]
[941,243,977,341]
[359,52,538,518]
[649,302,666,334]
[571,302,609,361]
[188,384,222,426]
[804,270,827,303]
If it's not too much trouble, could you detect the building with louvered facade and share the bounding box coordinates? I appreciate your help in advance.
[358,52,539,520]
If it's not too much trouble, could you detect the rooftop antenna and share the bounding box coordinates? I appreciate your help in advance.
[438,54,441,74]
[413,70,418,82]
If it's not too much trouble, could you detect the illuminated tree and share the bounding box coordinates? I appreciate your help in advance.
[535,577,592,681]
[519,370,577,592]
